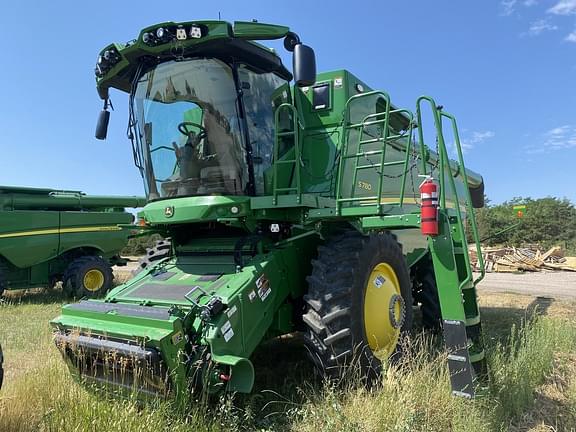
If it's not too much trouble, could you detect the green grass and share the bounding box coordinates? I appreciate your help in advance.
[1,290,575,432]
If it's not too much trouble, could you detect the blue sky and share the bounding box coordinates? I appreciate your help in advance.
[1,0,575,204]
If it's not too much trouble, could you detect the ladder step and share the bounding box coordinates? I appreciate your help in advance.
[447,354,467,362]
[443,319,476,398]
[275,159,297,165]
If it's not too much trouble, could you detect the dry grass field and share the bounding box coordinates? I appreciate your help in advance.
[0,273,575,432]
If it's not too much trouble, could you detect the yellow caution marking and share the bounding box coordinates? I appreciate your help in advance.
[0,225,122,239]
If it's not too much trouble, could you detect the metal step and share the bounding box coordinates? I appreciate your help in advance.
[443,319,476,398]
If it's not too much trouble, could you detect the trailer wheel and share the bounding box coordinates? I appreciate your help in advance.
[302,231,413,385]
[413,260,442,331]
[132,239,171,276]
[63,256,113,298]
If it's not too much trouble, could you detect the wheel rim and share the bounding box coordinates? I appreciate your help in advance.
[363,262,404,355]
[83,269,105,292]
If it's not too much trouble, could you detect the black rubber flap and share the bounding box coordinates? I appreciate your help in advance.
[443,319,475,398]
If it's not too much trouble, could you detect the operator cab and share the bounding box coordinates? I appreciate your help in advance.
[132,57,289,200]
[94,22,316,202]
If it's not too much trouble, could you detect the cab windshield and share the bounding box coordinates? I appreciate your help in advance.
[132,58,247,200]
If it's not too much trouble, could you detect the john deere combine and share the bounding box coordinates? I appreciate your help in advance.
[0,186,145,297]
[52,20,486,400]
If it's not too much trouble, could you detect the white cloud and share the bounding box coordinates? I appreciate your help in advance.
[501,0,538,15]
[548,0,576,15]
[529,125,576,153]
[565,30,576,41]
[501,0,518,16]
[459,130,495,153]
[527,19,559,35]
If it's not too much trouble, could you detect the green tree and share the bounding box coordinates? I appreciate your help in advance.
[468,197,576,254]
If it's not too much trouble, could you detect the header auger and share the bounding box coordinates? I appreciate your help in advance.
[52,19,486,400]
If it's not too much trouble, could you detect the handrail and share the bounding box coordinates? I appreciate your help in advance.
[272,103,301,205]
[416,96,485,290]
[441,112,486,285]
[336,91,416,213]
[336,91,391,215]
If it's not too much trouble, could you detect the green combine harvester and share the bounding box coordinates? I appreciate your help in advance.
[0,186,145,297]
[52,20,486,400]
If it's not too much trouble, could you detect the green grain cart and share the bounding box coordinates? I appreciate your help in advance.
[0,186,145,297]
[52,20,486,400]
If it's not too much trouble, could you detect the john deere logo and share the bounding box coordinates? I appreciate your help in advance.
[164,206,174,218]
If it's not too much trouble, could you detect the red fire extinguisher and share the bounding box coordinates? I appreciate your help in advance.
[419,177,439,236]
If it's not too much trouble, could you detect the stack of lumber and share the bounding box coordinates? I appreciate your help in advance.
[469,245,576,273]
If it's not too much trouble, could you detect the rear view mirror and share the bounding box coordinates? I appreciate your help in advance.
[95,109,110,140]
[293,44,316,87]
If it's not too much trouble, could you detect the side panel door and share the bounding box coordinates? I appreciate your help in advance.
[0,211,60,268]
[58,211,133,258]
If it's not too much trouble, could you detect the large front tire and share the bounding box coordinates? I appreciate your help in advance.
[63,256,113,298]
[302,231,413,384]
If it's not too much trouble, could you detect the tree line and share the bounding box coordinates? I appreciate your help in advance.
[468,197,576,254]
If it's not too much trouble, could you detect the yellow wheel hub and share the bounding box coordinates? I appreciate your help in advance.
[363,262,404,356]
[83,269,105,292]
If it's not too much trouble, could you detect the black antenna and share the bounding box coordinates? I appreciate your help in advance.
[218,11,221,20]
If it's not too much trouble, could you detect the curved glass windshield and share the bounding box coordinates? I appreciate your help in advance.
[133,59,247,200]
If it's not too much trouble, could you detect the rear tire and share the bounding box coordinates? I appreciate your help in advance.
[412,258,442,331]
[0,260,8,297]
[132,239,171,276]
[63,256,113,298]
[302,231,413,385]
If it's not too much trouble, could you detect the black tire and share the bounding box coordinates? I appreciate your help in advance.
[132,239,171,276]
[63,256,113,298]
[0,259,8,297]
[302,231,413,385]
[412,258,442,331]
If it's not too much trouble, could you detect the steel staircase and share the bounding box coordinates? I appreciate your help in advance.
[416,96,486,397]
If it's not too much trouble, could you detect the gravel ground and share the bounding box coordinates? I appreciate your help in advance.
[116,260,576,299]
[477,271,576,299]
